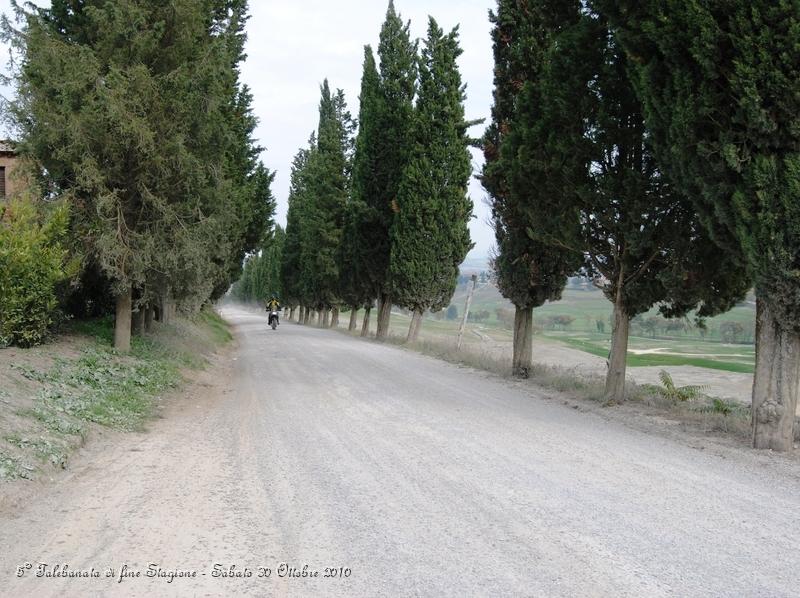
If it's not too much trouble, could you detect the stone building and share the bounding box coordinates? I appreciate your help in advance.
[0,140,20,200]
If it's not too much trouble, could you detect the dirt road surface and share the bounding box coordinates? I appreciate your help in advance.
[1,306,799,597]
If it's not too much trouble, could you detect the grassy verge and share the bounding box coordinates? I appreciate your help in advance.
[0,308,231,481]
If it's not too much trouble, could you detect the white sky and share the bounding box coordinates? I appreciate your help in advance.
[1,0,497,259]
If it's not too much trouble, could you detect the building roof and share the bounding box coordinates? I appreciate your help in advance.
[0,140,16,153]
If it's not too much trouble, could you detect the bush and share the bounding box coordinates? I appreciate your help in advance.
[0,198,72,347]
[719,321,745,343]
[646,370,707,402]
[467,309,491,323]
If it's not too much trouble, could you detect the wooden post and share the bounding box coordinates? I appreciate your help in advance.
[456,274,478,351]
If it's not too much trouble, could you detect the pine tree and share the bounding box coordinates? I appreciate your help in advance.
[598,1,798,450]
[389,18,473,343]
[372,1,418,339]
[481,0,582,377]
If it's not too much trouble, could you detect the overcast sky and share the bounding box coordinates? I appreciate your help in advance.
[1,0,497,259]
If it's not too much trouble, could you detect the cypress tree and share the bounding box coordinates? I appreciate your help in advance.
[598,1,799,450]
[231,225,285,303]
[389,18,473,343]
[481,0,582,377]
[341,46,383,331]
[372,1,418,339]
[527,9,750,402]
[299,82,354,319]
[281,145,312,313]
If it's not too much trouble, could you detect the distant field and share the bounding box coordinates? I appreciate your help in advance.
[348,284,757,374]
[454,284,755,335]
[553,333,754,373]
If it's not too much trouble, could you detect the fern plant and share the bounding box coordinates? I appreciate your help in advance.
[655,370,707,402]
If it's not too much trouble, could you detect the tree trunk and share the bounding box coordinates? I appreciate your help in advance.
[299,306,306,324]
[605,299,630,404]
[406,309,423,343]
[752,297,799,451]
[114,287,133,353]
[512,306,533,378]
[144,305,154,332]
[287,307,294,322]
[348,308,358,331]
[131,308,144,337]
[330,307,339,328]
[376,293,392,340]
[161,292,175,324]
[321,309,329,328]
[361,306,372,337]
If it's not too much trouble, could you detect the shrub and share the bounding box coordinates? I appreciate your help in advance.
[719,321,745,343]
[0,198,72,347]
[650,370,707,402]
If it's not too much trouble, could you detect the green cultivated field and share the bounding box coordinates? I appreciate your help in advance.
[354,283,757,374]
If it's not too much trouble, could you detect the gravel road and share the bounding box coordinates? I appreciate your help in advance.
[1,305,799,597]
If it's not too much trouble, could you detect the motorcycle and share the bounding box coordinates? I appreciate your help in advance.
[268,308,280,330]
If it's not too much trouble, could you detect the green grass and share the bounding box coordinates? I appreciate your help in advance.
[196,309,234,344]
[557,336,754,373]
[70,316,114,344]
[28,344,180,432]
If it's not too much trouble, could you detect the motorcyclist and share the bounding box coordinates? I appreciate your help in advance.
[266,296,281,326]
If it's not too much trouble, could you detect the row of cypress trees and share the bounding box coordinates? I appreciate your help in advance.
[4,0,274,352]
[281,2,476,342]
[230,227,285,304]
[484,0,798,451]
